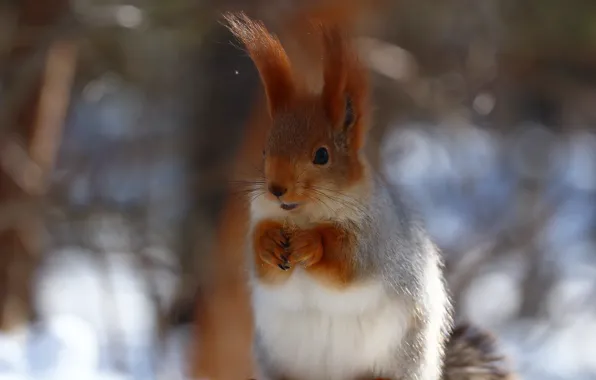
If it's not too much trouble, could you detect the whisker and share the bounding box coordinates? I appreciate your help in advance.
[295,180,368,216]
[227,185,264,194]
[309,187,366,212]
[303,192,334,216]
[227,178,266,184]
[248,190,266,204]
[309,190,358,215]
[308,187,372,222]
[311,185,369,210]
[226,178,267,190]
[225,177,267,203]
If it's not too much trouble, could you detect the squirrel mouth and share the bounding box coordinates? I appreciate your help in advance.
[280,202,299,211]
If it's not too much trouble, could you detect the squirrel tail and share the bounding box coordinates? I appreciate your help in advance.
[442,323,517,380]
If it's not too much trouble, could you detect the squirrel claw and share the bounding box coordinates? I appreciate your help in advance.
[278,262,291,271]
[279,254,291,270]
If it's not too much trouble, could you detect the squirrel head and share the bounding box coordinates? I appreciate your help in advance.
[224,12,370,216]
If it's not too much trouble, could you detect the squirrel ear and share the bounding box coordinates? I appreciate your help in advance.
[321,24,348,128]
[223,12,295,116]
[320,23,369,150]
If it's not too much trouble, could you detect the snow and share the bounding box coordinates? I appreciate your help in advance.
[0,247,190,380]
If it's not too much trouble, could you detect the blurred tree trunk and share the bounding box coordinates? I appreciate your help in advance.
[183,19,261,379]
[0,0,72,331]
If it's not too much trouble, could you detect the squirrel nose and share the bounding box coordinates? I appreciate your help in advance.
[268,184,287,198]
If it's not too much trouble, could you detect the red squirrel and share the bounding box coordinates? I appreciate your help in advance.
[224,11,449,380]
[193,3,511,380]
[222,11,517,380]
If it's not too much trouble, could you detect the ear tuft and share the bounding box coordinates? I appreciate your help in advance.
[222,12,295,116]
[318,22,369,150]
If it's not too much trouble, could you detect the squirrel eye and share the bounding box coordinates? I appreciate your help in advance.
[313,147,329,165]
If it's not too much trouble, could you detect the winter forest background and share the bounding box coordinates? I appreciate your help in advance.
[1,1,595,379]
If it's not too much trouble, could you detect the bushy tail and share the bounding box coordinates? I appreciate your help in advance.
[442,323,517,380]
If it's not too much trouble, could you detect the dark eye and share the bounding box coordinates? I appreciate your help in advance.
[313,147,329,165]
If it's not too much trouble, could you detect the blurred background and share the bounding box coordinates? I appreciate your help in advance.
[0,0,595,379]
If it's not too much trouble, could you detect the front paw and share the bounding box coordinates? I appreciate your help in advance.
[287,229,323,268]
[254,221,291,271]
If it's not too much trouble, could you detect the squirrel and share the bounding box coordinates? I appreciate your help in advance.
[189,4,516,380]
[222,11,517,380]
[224,11,450,380]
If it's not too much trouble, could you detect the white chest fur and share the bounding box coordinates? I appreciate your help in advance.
[251,269,410,380]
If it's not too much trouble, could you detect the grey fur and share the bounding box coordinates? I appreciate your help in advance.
[346,174,453,379]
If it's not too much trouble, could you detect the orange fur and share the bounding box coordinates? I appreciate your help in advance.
[223,12,295,115]
[253,219,356,287]
[286,226,324,268]
[253,220,357,288]
[301,223,357,288]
